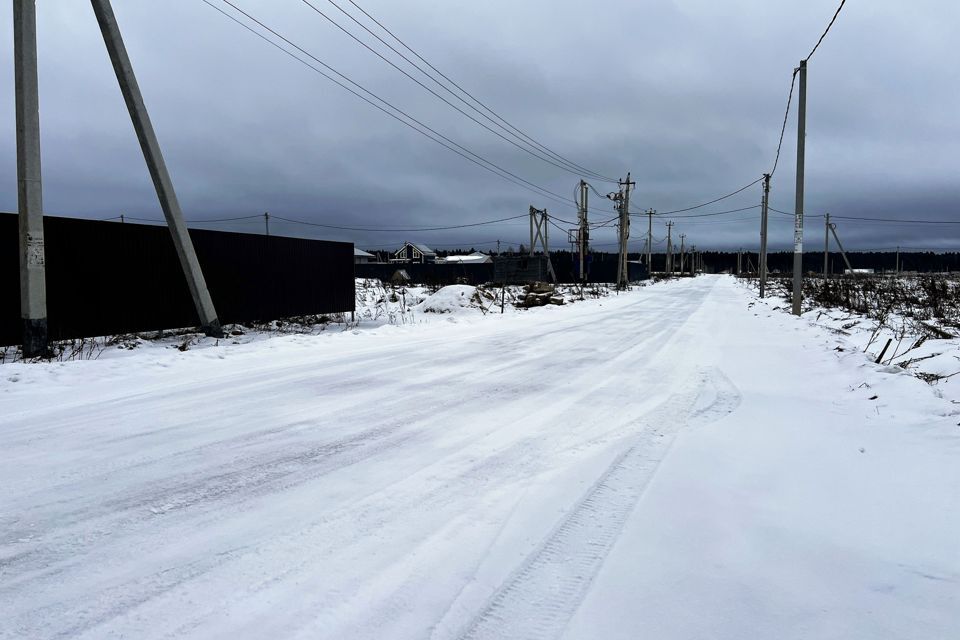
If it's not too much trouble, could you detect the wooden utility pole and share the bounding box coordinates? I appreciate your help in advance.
[91,0,222,336]
[14,0,48,356]
[791,59,807,316]
[759,173,770,297]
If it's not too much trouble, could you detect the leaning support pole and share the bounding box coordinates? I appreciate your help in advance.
[791,59,807,316]
[14,0,48,357]
[90,0,221,336]
[829,222,854,274]
[823,212,831,277]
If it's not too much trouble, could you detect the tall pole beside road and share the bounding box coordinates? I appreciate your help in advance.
[791,59,807,316]
[14,0,48,357]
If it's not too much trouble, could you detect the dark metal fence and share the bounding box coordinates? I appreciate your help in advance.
[355,262,494,285]
[355,254,649,287]
[1,213,354,346]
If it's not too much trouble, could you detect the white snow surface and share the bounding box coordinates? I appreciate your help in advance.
[2,276,958,639]
[414,285,483,314]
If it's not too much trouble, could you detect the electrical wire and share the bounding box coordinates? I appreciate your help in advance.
[661,204,761,219]
[202,0,580,213]
[297,0,613,182]
[807,0,847,61]
[650,178,764,216]
[770,207,824,218]
[832,215,960,225]
[100,214,264,222]
[590,216,619,229]
[770,68,798,178]
[324,0,617,182]
[104,211,531,233]
[269,213,528,232]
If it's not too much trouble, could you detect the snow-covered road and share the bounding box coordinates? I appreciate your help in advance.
[2,276,958,639]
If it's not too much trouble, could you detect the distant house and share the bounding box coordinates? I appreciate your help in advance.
[354,248,376,264]
[439,252,492,265]
[392,241,436,264]
[844,268,875,275]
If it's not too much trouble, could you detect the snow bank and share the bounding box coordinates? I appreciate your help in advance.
[414,285,483,314]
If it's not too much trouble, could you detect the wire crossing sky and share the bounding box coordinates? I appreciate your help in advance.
[0,0,956,252]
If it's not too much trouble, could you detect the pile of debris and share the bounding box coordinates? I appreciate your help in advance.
[518,282,565,308]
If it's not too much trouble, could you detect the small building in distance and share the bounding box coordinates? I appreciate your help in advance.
[844,268,875,275]
[392,241,437,264]
[439,252,492,265]
[354,248,376,264]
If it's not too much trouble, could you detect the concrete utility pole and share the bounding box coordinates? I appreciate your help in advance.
[791,59,807,316]
[737,248,742,276]
[646,209,654,271]
[823,212,830,277]
[90,0,221,336]
[759,173,770,298]
[14,0,48,357]
[577,180,589,284]
[610,174,634,289]
[666,222,674,276]
[679,234,686,275]
[264,211,270,237]
[621,174,633,288]
[895,245,900,274]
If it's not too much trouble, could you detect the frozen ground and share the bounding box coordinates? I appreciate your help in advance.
[2,275,958,639]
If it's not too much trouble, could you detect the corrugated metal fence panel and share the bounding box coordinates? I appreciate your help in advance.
[1,213,354,346]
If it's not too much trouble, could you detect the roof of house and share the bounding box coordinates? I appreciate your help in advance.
[354,248,375,258]
[441,252,491,264]
[396,241,436,256]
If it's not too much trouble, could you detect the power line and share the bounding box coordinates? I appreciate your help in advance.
[102,210,531,232]
[322,0,616,182]
[590,215,619,229]
[658,204,761,219]
[770,206,823,218]
[270,213,528,232]
[202,0,579,213]
[650,178,763,215]
[296,0,613,182]
[807,0,847,61]
[770,207,960,224]
[832,215,960,225]
[103,214,265,223]
[770,69,798,178]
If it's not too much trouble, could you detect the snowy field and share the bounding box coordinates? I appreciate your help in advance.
[2,275,958,639]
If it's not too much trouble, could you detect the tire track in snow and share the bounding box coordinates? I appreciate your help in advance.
[452,368,740,640]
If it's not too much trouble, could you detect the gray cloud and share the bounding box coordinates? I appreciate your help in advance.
[1,0,957,252]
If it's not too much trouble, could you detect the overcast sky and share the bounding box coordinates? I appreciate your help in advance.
[1,0,958,252]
